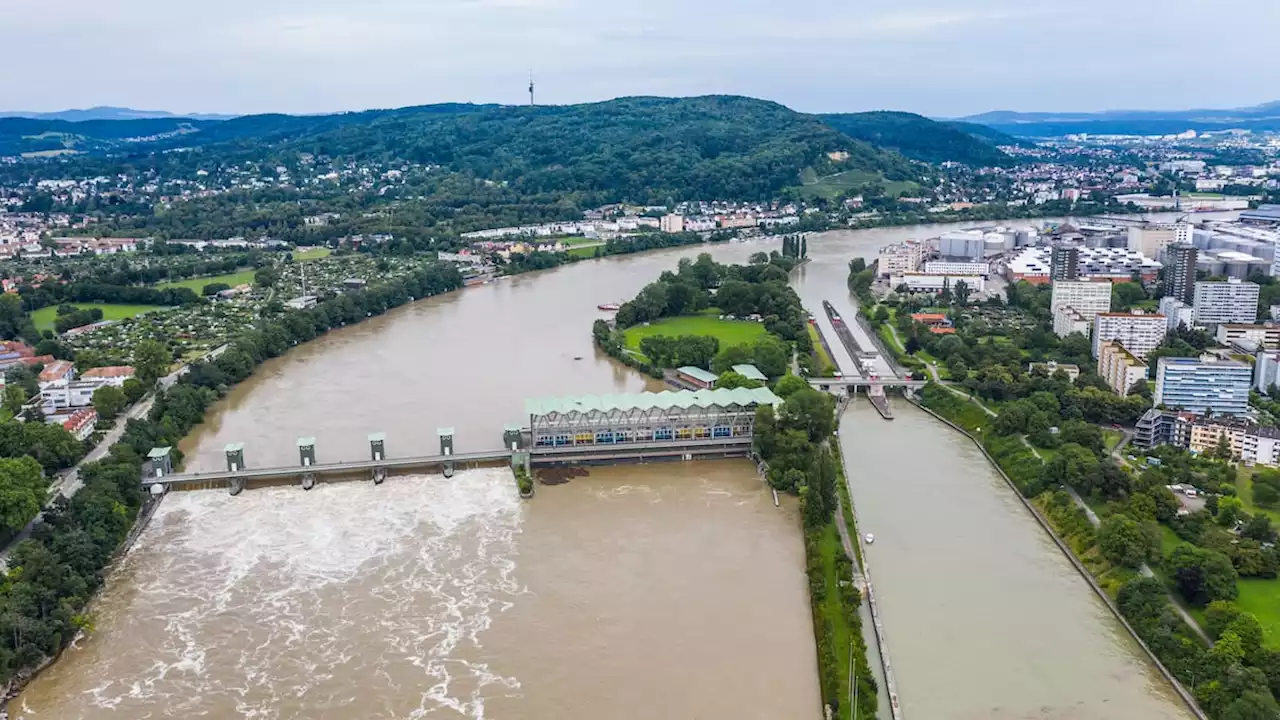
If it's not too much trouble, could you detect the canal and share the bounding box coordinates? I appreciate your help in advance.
[14,216,1209,718]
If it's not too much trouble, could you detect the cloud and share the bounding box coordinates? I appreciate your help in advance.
[0,0,1276,116]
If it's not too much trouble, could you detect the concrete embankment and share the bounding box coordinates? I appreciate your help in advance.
[906,395,1208,720]
[837,412,903,720]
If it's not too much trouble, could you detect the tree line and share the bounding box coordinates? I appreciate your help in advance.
[0,260,463,685]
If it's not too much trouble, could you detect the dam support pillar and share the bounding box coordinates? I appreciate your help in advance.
[298,437,317,489]
[229,477,245,496]
[369,432,387,484]
[439,427,455,478]
[504,424,530,474]
[224,442,246,473]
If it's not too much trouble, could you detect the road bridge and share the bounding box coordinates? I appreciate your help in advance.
[809,378,927,390]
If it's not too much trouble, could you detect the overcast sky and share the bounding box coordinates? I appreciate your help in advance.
[6,0,1278,117]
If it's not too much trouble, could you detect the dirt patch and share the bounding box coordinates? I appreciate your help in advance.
[536,467,589,485]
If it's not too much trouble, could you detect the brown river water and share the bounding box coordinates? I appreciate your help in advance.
[15,215,1211,719]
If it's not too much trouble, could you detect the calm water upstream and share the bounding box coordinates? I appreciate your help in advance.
[15,212,1216,718]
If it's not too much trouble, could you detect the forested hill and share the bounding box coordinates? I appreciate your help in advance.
[819,111,1012,166]
[7,96,923,203]
[280,96,918,201]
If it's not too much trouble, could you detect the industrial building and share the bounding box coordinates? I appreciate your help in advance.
[1005,246,1161,284]
[888,273,985,293]
[525,387,781,448]
[1154,357,1252,415]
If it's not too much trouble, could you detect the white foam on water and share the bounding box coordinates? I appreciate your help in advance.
[78,468,524,719]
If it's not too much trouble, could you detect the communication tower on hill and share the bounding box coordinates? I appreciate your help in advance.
[528,71,535,106]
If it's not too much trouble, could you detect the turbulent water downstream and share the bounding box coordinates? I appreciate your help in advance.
[14,214,1218,718]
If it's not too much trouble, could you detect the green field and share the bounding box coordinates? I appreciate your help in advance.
[31,303,158,332]
[156,269,256,292]
[796,168,919,200]
[623,314,768,354]
[292,247,332,261]
[567,244,603,258]
[1237,579,1280,648]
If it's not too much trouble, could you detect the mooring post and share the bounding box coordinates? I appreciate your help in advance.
[224,442,245,473]
[369,432,387,484]
[439,427,455,478]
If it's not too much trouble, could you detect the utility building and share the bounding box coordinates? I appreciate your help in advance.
[525,388,781,449]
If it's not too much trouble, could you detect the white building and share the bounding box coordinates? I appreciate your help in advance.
[888,273,985,293]
[1256,350,1280,392]
[659,214,685,233]
[1050,279,1112,316]
[1193,278,1260,327]
[1216,324,1280,350]
[1092,311,1168,359]
[1159,296,1195,331]
[878,241,926,278]
[79,365,135,387]
[924,260,989,276]
[1098,341,1149,395]
[1053,307,1091,338]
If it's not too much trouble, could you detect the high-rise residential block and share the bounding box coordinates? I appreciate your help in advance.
[1164,243,1197,305]
[1097,341,1149,396]
[1154,356,1253,415]
[1193,278,1260,327]
[1049,243,1080,281]
[1092,311,1168,359]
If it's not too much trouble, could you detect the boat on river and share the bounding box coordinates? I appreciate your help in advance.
[864,533,875,544]
[597,302,621,311]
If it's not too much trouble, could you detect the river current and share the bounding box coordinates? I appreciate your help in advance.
[14,214,1219,718]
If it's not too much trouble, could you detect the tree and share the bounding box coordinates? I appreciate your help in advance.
[91,385,126,421]
[1214,434,1236,462]
[774,374,810,399]
[254,266,279,288]
[872,305,890,326]
[1218,495,1245,528]
[750,335,790,378]
[1222,691,1280,720]
[711,345,752,374]
[0,456,46,533]
[848,258,866,275]
[121,377,147,404]
[953,280,971,305]
[202,282,231,296]
[133,340,170,384]
[1098,515,1152,569]
[1169,545,1239,606]
[1206,601,1244,640]
[781,388,836,442]
[2,385,26,415]
[716,371,762,390]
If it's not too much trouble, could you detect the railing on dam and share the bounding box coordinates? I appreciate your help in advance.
[141,430,757,494]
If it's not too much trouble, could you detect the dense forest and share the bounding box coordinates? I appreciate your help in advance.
[5,97,925,204]
[819,111,1013,166]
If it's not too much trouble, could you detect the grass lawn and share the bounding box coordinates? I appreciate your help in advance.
[1103,429,1125,453]
[1237,579,1280,649]
[292,247,332,261]
[623,315,768,354]
[156,269,257,292]
[31,303,159,332]
[562,236,599,247]
[807,324,837,376]
[1235,467,1280,524]
[795,168,919,200]
[815,522,865,720]
[567,245,603,258]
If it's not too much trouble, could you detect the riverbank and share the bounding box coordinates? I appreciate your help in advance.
[908,389,1207,720]
[2,262,466,711]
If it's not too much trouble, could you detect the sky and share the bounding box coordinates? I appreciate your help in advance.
[6,0,1279,117]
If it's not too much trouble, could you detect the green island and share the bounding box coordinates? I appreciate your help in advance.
[595,249,878,720]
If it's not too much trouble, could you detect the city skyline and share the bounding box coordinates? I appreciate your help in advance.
[4,0,1278,117]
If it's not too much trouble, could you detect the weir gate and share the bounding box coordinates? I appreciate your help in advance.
[142,387,778,495]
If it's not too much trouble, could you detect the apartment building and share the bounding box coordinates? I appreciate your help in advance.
[1158,296,1195,331]
[1097,341,1149,395]
[659,214,685,233]
[1050,279,1112,316]
[1154,356,1253,415]
[1193,278,1260,327]
[1215,324,1280,350]
[1092,311,1168,359]
[1188,418,1280,466]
